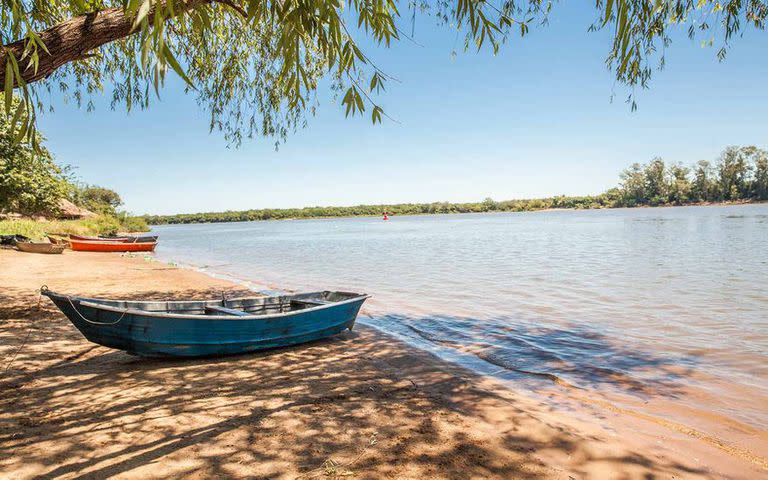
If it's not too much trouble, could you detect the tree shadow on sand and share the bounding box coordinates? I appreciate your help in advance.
[0,286,720,479]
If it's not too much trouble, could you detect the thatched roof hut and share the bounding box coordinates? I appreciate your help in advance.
[56,199,96,219]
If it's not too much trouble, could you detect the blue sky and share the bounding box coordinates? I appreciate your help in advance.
[37,4,767,215]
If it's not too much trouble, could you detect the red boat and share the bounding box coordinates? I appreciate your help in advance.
[69,234,158,243]
[69,239,157,252]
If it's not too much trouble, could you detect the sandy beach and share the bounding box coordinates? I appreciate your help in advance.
[1,249,765,479]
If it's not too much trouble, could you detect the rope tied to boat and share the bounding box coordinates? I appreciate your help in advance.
[66,295,128,326]
[37,285,47,309]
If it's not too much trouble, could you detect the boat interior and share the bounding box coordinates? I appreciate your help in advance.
[70,291,364,316]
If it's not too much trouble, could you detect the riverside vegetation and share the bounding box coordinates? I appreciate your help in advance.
[145,145,768,225]
[0,101,148,239]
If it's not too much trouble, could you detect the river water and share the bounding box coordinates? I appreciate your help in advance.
[151,205,768,448]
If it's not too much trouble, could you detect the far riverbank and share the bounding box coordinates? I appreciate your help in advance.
[143,198,766,226]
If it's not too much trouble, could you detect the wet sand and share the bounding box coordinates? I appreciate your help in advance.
[0,249,765,479]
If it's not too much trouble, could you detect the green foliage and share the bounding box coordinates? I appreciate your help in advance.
[716,146,751,200]
[0,98,146,234]
[76,214,124,236]
[667,163,691,205]
[614,146,767,207]
[643,157,668,205]
[750,148,768,200]
[691,160,715,202]
[0,214,147,240]
[2,1,766,150]
[117,212,150,231]
[71,185,124,215]
[0,99,69,215]
[618,163,645,207]
[0,219,85,240]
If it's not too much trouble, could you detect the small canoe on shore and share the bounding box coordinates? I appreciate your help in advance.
[16,241,66,254]
[69,234,158,243]
[42,289,369,357]
[69,239,158,252]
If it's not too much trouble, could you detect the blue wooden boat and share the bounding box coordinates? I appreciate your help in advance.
[41,288,369,357]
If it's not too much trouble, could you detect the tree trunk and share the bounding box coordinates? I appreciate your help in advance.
[0,1,219,88]
[1,7,140,87]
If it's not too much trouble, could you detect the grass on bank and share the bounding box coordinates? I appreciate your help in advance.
[0,215,149,240]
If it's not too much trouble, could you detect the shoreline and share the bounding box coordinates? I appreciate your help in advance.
[1,249,766,478]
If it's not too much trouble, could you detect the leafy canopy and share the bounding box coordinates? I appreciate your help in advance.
[74,185,124,214]
[0,97,131,217]
[618,145,768,206]
[0,98,69,215]
[1,0,766,150]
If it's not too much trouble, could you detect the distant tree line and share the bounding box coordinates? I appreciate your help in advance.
[613,146,768,207]
[143,145,768,225]
[144,195,617,225]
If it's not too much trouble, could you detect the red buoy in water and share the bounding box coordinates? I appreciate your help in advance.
[383,211,389,221]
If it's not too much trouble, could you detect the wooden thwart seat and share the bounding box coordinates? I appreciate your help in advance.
[205,305,250,316]
[291,299,332,308]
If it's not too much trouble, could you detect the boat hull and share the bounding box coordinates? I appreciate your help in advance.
[69,239,157,252]
[43,291,367,357]
[16,242,65,254]
[47,236,70,247]
[69,234,158,243]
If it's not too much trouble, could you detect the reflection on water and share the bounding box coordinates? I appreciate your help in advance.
[152,205,768,434]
